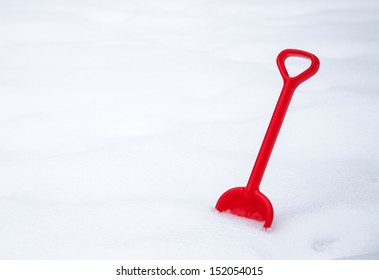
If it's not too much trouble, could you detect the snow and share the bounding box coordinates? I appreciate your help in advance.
[1,0,378,259]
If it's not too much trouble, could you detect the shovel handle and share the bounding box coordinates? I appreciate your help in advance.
[277,49,320,88]
[246,49,319,193]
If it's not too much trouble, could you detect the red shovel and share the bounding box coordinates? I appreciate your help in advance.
[215,49,320,228]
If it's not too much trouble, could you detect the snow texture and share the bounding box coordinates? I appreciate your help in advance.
[0,0,378,259]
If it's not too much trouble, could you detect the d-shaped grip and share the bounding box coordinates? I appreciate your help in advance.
[277,49,320,87]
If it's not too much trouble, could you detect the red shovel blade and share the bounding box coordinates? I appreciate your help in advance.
[215,187,274,228]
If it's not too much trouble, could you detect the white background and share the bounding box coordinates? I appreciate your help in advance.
[1,0,378,259]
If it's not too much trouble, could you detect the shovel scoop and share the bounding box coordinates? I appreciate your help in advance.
[215,49,320,228]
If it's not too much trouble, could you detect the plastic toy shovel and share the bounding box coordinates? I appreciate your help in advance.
[215,49,320,228]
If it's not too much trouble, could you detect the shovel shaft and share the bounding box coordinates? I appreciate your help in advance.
[246,49,320,193]
[246,81,295,192]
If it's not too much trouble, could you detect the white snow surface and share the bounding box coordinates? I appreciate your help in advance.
[1,0,378,259]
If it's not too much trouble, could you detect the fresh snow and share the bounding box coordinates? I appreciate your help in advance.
[0,0,378,259]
